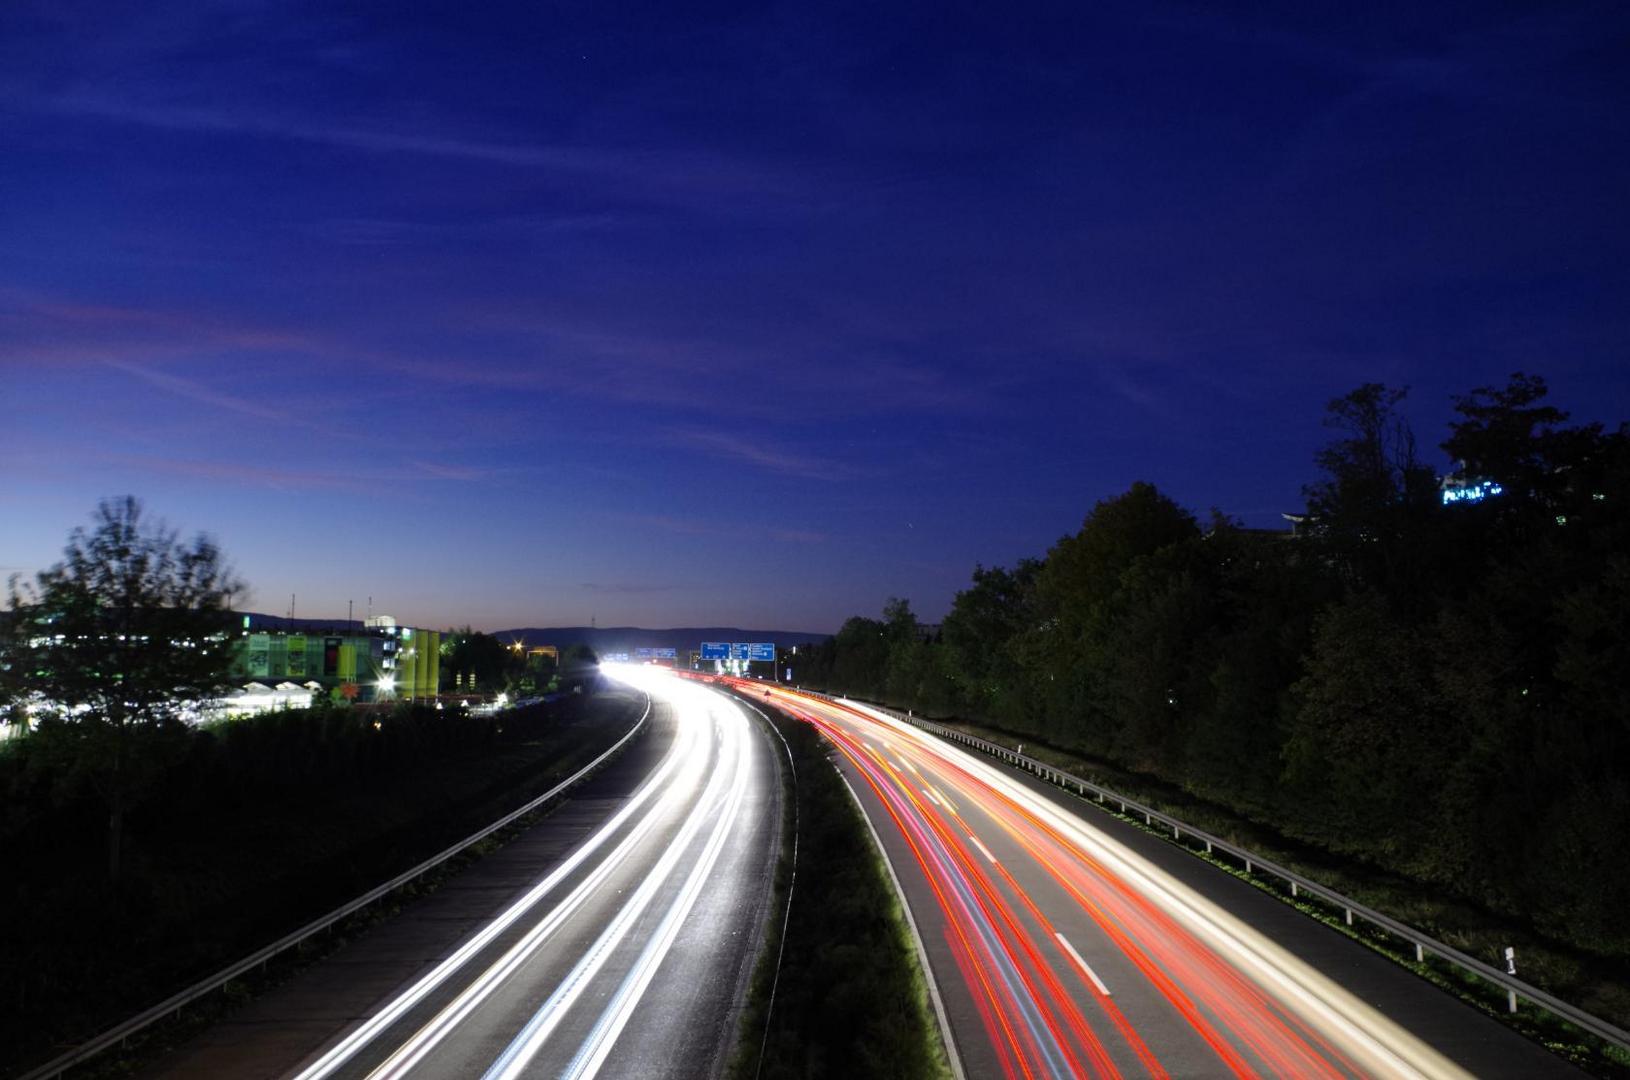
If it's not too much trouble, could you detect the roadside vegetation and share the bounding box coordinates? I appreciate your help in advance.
[0,496,650,1076]
[785,374,1630,1055]
[729,693,950,1080]
[0,684,644,1078]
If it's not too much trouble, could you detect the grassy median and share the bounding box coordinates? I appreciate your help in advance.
[729,693,952,1080]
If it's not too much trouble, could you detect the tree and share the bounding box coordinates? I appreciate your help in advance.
[1302,383,1439,598]
[440,628,522,694]
[880,598,930,706]
[1027,482,1200,749]
[832,615,889,698]
[1,497,243,882]
[558,643,600,693]
[1442,372,1600,507]
[941,560,1041,722]
[1282,591,1443,864]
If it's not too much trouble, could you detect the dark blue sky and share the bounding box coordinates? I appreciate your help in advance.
[4,2,1627,631]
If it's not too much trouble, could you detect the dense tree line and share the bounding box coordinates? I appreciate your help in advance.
[793,374,1630,958]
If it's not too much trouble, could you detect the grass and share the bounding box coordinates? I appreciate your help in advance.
[726,691,952,1080]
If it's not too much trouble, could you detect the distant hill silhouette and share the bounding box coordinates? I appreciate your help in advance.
[492,626,831,656]
[234,615,830,657]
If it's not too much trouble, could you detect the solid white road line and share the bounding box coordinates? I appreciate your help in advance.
[967,833,998,864]
[1055,932,1112,996]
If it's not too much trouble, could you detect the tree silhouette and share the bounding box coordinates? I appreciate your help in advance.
[2,497,243,882]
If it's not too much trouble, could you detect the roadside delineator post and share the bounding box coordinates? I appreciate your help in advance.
[1506,948,1519,1012]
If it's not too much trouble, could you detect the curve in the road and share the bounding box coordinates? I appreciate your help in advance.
[736,680,1576,1080]
[285,668,777,1080]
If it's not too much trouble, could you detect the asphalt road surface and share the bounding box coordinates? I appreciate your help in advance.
[146,668,780,1080]
[741,682,1578,1080]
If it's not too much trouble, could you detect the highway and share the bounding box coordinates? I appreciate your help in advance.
[734,681,1577,1080]
[147,670,780,1080]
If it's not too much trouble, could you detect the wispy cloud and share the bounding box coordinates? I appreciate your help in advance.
[770,528,827,544]
[310,212,632,247]
[579,582,679,595]
[45,96,621,169]
[105,360,293,423]
[409,460,488,481]
[613,513,731,538]
[110,455,364,492]
[40,96,820,213]
[104,453,492,493]
[0,291,317,368]
[609,512,830,546]
[669,428,850,480]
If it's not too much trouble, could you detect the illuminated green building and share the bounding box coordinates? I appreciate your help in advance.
[234,615,440,703]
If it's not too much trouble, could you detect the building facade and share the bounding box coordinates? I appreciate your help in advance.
[235,615,440,703]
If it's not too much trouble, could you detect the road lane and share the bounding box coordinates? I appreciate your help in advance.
[738,682,1576,1080]
[146,669,780,1080]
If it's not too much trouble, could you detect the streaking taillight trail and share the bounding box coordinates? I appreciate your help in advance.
[733,679,1473,1080]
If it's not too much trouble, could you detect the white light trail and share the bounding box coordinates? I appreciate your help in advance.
[292,692,692,1080]
[363,711,712,1080]
[482,693,749,1080]
[562,703,754,1080]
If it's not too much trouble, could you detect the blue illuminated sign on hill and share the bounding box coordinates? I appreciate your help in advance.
[1442,480,1503,506]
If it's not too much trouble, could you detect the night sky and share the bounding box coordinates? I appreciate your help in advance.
[4,3,1627,632]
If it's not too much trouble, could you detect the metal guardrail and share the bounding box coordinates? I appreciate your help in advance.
[792,689,1630,1055]
[18,695,653,1080]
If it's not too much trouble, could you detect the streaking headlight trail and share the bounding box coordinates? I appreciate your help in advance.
[290,666,772,1080]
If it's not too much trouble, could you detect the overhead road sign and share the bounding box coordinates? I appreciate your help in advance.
[701,642,731,660]
[731,643,751,660]
[748,642,776,662]
[634,647,679,660]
